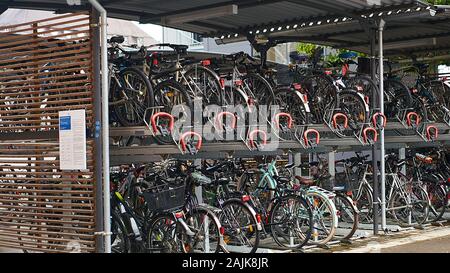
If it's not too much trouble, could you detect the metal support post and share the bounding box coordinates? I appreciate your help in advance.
[294,153,302,176]
[328,151,335,178]
[370,27,379,235]
[378,18,387,231]
[88,0,111,253]
[90,7,104,253]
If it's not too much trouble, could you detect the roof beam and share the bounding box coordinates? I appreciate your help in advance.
[140,0,286,24]
[160,5,238,25]
[285,0,358,18]
[342,30,450,48]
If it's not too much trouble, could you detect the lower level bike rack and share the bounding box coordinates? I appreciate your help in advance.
[145,111,203,155]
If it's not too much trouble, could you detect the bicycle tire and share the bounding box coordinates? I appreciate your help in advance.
[147,213,184,253]
[334,193,358,240]
[335,89,369,138]
[242,73,275,107]
[346,75,380,109]
[354,184,374,224]
[269,194,313,249]
[424,180,447,222]
[111,67,154,127]
[273,86,311,125]
[185,206,224,253]
[111,209,131,253]
[304,72,338,124]
[221,199,260,253]
[183,65,224,106]
[152,79,193,145]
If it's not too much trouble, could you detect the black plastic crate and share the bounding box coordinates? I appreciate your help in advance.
[143,184,186,212]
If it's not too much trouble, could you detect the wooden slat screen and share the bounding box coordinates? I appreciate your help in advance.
[0,12,96,253]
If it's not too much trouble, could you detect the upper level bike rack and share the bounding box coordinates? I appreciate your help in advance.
[270,112,320,149]
[397,110,439,142]
[323,109,380,146]
[144,109,203,155]
[442,106,450,127]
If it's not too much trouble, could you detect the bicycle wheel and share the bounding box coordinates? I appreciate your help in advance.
[304,73,337,124]
[111,67,154,127]
[220,199,260,253]
[273,87,310,125]
[111,210,130,253]
[305,191,337,245]
[147,213,185,253]
[353,184,373,224]
[269,194,312,249]
[185,207,223,253]
[346,75,379,109]
[242,73,275,107]
[389,189,410,224]
[334,193,358,240]
[424,180,447,222]
[384,79,413,118]
[426,80,449,122]
[183,65,223,106]
[335,89,369,138]
[409,183,430,224]
[152,79,193,145]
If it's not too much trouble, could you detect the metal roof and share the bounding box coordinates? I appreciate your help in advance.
[248,4,450,57]
[2,0,426,38]
[3,0,449,57]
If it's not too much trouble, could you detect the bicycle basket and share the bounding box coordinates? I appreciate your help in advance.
[143,184,186,212]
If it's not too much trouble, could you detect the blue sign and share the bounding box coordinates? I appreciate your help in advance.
[60,116,71,131]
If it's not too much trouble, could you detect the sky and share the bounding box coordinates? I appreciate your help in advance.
[133,22,163,42]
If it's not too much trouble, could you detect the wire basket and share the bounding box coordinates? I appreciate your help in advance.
[142,183,186,212]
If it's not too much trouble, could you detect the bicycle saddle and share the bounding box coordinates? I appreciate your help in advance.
[109,35,125,44]
[169,44,188,54]
[295,176,315,185]
[223,52,246,62]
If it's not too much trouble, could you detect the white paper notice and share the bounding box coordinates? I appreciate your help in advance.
[59,109,87,170]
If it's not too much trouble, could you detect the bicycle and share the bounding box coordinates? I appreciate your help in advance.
[237,158,313,249]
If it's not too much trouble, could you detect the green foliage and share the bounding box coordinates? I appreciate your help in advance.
[296,43,317,55]
[425,0,450,4]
